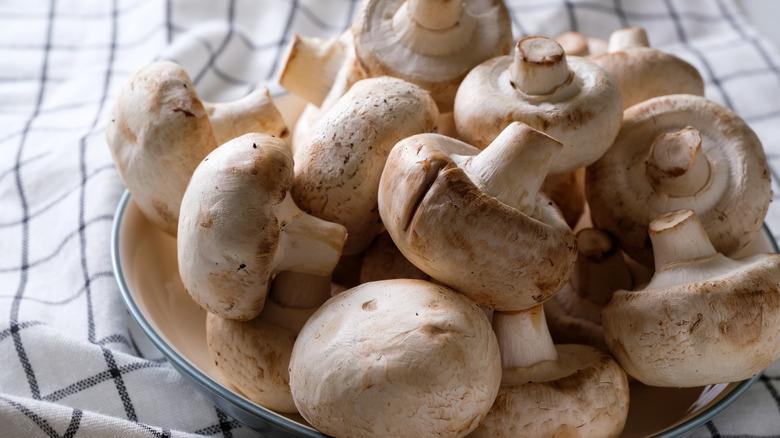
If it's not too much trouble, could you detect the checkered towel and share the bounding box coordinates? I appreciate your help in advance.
[2,0,780,437]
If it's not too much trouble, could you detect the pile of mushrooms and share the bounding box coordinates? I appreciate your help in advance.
[105,1,780,435]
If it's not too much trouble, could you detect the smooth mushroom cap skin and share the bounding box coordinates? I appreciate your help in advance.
[378,133,577,311]
[289,279,502,438]
[585,94,772,267]
[206,312,298,413]
[178,133,292,320]
[602,253,780,387]
[469,344,629,438]
[292,76,439,255]
[352,0,513,112]
[106,60,217,236]
[453,38,623,174]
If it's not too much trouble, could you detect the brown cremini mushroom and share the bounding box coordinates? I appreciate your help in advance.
[106,61,287,236]
[453,35,623,174]
[352,0,513,112]
[586,94,772,267]
[602,209,780,387]
[292,76,439,255]
[177,132,347,321]
[289,279,502,438]
[592,27,704,108]
[470,305,630,437]
[378,122,577,311]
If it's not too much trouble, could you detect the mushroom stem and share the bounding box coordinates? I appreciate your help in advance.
[492,305,558,370]
[607,26,650,52]
[649,209,718,268]
[510,37,571,96]
[569,228,632,307]
[277,34,347,107]
[407,0,463,30]
[273,193,348,276]
[645,126,711,197]
[269,271,333,309]
[461,122,563,215]
[203,87,288,145]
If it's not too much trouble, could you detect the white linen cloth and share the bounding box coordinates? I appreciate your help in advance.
[2,0,780,436]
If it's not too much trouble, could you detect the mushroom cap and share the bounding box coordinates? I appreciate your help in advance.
[178,133,292,320]
[585,94,771,267]
[592,45,704,109]
[453,39,623,174]
[289,279,502,438]
[359,232,430,284]
[352,0,513,112]
[469,344,629,438]
[602,252,780,387]
[106,60,217,236]
[206,311,297,413]
[378,132,577,311]
[292,76,439,255]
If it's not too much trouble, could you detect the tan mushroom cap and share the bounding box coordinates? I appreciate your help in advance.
[352,0,513,112]
[106,61,288,236]
[470,344,629,438]
[602,210,780,387]
[106,60,217,236]
[292,76,439,256]
[592,27,704,108]
[177,133,347,321]
[289,279,502,438]
[378,122,577,311]
[585,94,771,267]
[453,36,623,174]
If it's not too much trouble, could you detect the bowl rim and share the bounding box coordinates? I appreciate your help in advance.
[110,188,769,438]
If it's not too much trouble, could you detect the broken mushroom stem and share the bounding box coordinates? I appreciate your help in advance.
[645,126,711,197]
[391,0,475,56]
[460,121,563,216]
[203,87,288,145]
[492,305,558,370]
[607,26,650,52]
[511,36,572,96]
[649,209,718,269]
[405,0,464,30]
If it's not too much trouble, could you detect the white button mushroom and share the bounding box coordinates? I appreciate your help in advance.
[351,0,513,113]
[206,272,334,413]
[544,228,633,350]
[554,31,608,57]
[602,209,780,387]
[470,305,630,438]
[177,132,347,321]
[106,61,287,236]
[586,93,772,267]
[288,278,502,438]
[591,27,705,109]
[453,36,623,175]
[378,122,577,311]
[291,76,439,255]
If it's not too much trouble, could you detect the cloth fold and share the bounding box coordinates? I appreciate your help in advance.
[2,0,780,437]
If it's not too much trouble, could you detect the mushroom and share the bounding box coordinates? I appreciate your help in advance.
[541,167,586,228]
[543,228,633,350]
[554,31,608,57]
[288,278,502,438]
[292,76,439,255]
[106,60,287,236]
[206,272,333,413]
[591,27,704,108]
[277,33,351,108]
[585,94,772,267]
[469,305,630,437]
[351,0,513,112]
[359,232,430,284]
[453,36,623,175]
[177,132,347,321]
[602,209,780,387]
[378,122,577,311]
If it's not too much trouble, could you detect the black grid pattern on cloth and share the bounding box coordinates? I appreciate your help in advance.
[1,0,780,437]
